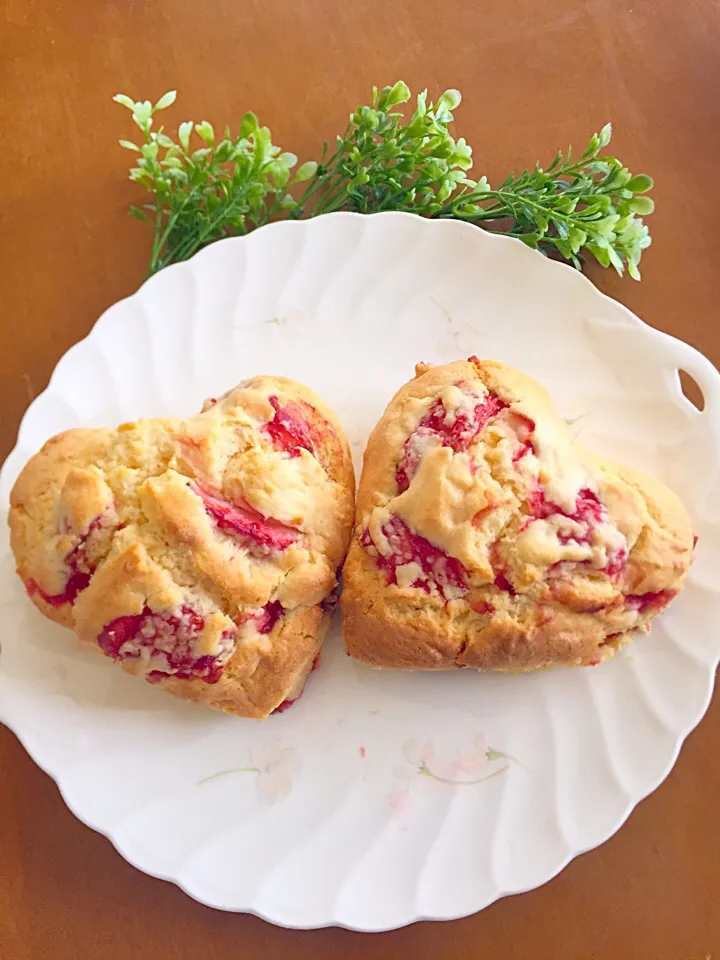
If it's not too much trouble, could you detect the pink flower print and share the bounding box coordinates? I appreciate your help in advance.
[454,734,490,778]
[394,739,436,779]
[250,741,301,803]
[198,739,301,804]
[394,735,513,786]
[386,788,412,814]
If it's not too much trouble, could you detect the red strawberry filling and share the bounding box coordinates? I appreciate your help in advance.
[194,485,298,552]
[603,552,628,580]
[507,413,537,462]
[264,396,319,458]
[494,573,516,595]
[248,599,285,634]
[489,541,516,595]
[528,486,603,527]
[26,570,90,608]
[362,515,468,600]
[470,599,495,615]
[25,515,105,608]
[272,697,297,714]
[396,390,507,492]
[527,485,627,578]
[626,590,676,614]
[98,604,233,684]
[320,569,343,613]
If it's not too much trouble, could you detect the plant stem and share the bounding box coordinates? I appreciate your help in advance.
[419,762,510,786]
[197,766,258,785]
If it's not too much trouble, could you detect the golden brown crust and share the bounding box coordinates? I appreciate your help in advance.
[342,358,694,671]
[9,377,354,718]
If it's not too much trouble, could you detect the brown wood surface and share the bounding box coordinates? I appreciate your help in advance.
[1,1,719,957]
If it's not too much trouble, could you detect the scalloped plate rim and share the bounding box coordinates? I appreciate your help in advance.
[1,211,719,931]
[7,213,719,458]
[1,666,715,932]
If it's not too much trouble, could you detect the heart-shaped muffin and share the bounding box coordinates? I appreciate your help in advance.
[342,358,694,671]
[10,377,355,717]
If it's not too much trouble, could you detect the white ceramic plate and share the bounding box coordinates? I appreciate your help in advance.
[1,213,719,931]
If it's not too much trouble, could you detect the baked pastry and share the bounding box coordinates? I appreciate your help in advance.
[9,377,354,717]
[342,357,694,671]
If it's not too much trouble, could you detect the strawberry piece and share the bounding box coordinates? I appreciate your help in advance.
[470,599,495,615]
[604,550,628,580]
[237,600,284,636]
[493,573,516,595]
[396,391,507,492]
[529,486,603,529]
[512,443,533,463]
[363,514,468,601]
[273,697,296,713]
[252,600,284,634]
[264,396,318,457]
[320,568,343,613]
[625,590,676,614]
[509,413,536,462]
[26,571,90,607]
[25,515,105,608]
[488,540,516,595]
[422,392,507,450]
[98,604,229,684]
[527,485,626,578]
[194,485,298,551]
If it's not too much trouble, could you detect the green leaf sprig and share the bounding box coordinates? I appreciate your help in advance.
[436,124,653,280]
[115,84,654,279]
[113,91,315,274]
[289,81,476,219]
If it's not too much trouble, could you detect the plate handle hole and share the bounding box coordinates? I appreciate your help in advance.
[678,369,705,411]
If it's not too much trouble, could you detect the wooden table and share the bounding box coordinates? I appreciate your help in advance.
[1,1,718,957]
